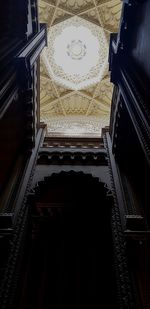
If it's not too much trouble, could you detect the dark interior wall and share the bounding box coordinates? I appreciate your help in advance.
[0,0,41,198]
[0,99,26,194]
[0,0,27,195]
[0,0,16,36]
[114,101,150,223]
[130,1,150,81]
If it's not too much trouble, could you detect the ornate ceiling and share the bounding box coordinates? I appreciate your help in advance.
[39,0,122,137]
[42,16,108,90]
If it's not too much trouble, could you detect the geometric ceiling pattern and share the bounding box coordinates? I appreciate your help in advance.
[42,16,108,90]
[39,0,122,136]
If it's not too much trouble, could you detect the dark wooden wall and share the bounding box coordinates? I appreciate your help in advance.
[130,0,150,82]
[109,1,150,308]
[0,1,46,308]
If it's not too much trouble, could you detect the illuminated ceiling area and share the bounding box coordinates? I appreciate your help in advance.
[39,0,122,137]
[42,16,108,90]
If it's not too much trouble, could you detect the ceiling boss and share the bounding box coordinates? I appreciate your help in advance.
[67,40,87,60]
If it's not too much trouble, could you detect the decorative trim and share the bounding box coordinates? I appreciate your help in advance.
[0,128,45,309]
[104,132,136,309]
[119,70,150,164]
[38,147,108,165]
[15,23,47,87]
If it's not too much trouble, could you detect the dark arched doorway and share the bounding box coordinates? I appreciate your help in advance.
[19,171,118,309]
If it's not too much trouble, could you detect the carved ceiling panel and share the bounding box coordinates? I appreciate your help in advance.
[58,0,94,14]
[93,77,113,103]
[43,0,58,5]
[39,1,55,25]
[79,8,101,26]
[95,0,111,5]
[61,93,90,115]
[52,8,73,25]
[40,77,58,106]
[55,85,72,97]
[39,0,122,136]
[40,115,110,136]
[81,84,97,97]
[98,0,122,32]
[87,100,110,116]
[41,103,63,115]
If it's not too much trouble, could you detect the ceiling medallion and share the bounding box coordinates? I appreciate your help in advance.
[42,16,108,90]
[67,40,87,60]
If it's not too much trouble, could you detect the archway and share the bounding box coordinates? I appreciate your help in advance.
[19,171,118,309]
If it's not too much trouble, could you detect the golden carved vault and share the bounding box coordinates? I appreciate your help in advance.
[39,0,122,137]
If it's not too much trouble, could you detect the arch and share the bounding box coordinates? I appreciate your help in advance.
[31,165,112,191]
[21,171,118,309]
